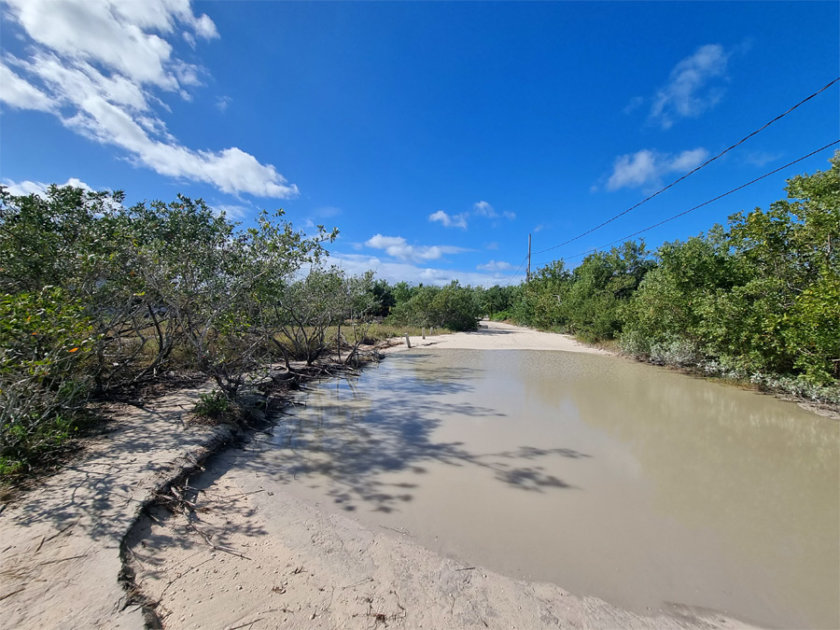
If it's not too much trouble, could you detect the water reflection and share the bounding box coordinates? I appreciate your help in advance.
[266,349,839,629]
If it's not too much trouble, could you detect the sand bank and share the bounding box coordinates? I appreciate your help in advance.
[0,383,231,629]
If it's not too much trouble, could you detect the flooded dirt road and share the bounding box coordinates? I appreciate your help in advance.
[263,348,839,629]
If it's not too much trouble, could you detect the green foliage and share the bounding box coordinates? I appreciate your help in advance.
[388,281,481,331]
[193,390,231,420]
[509,153,838,396]
[513,243,653,342]
[368,278,396,316]
[620,152,839,388]
[267,267,377,366]
[0,288,96,472]
[2,152,837,476]
[786,272,840,383]
[0,184,342,474]
[621,229,740,355]
[478,284,518,319]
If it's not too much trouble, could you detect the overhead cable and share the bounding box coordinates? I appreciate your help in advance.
[532,76,840,257]
[530,140,840,269]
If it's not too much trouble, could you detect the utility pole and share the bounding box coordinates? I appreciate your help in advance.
[526,233,531,283]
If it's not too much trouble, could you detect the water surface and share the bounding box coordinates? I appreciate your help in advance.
[264,349,839,629]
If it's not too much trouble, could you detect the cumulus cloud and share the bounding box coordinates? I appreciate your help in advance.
[477,260,513,272]
[649,44,729,129]
[472,200,495,217]
[429,209,468,229]
[2,177,93,196]
[1,0,297,198]
[606,148,709,191]
[473,200,516,220]
[0,61,54,111]
[429,201,515,229]
[329,253,520,288]
[365,234,469,263]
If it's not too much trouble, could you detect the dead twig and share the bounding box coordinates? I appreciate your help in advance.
[45,520,77,542]
[186,521,251,560]
[339,576,374,589]
[380,525,408,535]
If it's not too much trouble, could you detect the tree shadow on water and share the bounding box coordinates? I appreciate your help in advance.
[240,366,591,514]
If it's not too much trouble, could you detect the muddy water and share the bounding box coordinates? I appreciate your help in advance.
[265,349,839,629]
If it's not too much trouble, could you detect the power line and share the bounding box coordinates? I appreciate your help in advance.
[532,76,840,257]
[510,252,530,278]
[532,140,840,268]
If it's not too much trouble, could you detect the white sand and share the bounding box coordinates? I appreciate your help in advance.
[0,383,230,629]
[384,320,612,354]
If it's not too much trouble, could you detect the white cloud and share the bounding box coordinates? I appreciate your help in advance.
[477,260,513,272]
[2,177,93,196]
[623,96,645,115]
[744,151,782,167]
[650,44,729,129]
[215,95,232,112]
[211,203,250,221]
[473,200,496,217]
[473,200,515,221]
[606,147,709,191]
[328,253,520,288]
[365,234,469,263]
[0,61,54,111]
[1,0,297,199]
[429,209,468,229]
[430,201,515,229]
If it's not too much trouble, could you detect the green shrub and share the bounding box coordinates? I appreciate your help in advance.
[0,288,96,474]
[193,390,231,420]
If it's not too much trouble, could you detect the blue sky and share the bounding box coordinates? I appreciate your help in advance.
[2,1,838,286]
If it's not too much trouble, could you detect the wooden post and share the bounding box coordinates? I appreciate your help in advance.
[422,327,426,339]
[527,233,532,283]
[404,333,411,348]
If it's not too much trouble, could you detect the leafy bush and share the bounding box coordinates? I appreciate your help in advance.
[0,288,96,472]
[193,390,231,420]
[647,336,704,367]
[388,282,480,331]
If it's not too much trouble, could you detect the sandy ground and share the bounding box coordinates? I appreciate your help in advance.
[0,383,231,629]
[1,322,760,629]
[383,320,612,355]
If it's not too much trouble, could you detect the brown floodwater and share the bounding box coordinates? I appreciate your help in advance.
[261,349,839,629]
